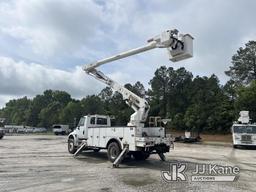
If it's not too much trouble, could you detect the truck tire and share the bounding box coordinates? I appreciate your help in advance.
[0,135,4,139]
[107,142,121,162]
[133,151,150,161]
[68,138,77,154]
[233,145,238,149]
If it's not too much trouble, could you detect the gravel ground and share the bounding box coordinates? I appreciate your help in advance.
[0,135,255,192]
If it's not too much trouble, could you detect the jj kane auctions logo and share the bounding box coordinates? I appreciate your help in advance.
[162,163,240,182]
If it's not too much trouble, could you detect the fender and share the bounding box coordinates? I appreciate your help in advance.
[68,133,79,146]
[106,137,123,150]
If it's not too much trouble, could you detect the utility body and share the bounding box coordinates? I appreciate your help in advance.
[68,115,171,163]
[68,29,193,166]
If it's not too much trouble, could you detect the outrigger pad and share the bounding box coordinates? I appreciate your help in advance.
[73,143,87,157]
[113,146,129,168]
[158,153,166,161]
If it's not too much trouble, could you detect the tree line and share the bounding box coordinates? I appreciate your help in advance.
[0,41,256,133]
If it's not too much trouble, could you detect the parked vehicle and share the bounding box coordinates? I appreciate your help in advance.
[174,131,201,143]
[232,111,256,148]
[53,124,69,135]
[33,127,47,133]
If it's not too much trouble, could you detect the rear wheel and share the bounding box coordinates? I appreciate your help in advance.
[107,142,121,162]
[233,145,238,149]
[68,138,77,154]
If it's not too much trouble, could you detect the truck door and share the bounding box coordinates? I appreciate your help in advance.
[77,117,86,139]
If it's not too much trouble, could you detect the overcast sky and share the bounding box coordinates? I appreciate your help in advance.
[0,0,255,107]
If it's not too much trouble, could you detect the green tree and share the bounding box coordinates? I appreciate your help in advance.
[149,66,193,126]
[80,95,104,115]
[184,75,233,133]
[235,80,256,122]
[225,41,256,85]
[38,101,62,127]
[1,97,31,125]
[149,66,170,117]
[59,101,83,127]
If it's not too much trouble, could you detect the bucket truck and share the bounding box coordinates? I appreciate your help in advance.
[231,111,256,148]
[67,29,193,167]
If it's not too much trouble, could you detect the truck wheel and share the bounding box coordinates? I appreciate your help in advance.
[233,145,238,149]
[133,152,150,161]
[68,138,77,154]
[107,142,121,162]
[0,135,4,139]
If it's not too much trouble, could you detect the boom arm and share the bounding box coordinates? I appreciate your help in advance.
[86,68,149,127]
[83,29,193,127]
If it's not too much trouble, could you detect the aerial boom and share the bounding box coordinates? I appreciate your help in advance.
[83,29,193,127]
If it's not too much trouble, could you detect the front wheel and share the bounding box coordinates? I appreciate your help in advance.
[68,138,77,154]
[107,142,121,162]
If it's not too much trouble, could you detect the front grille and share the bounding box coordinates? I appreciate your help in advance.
[241,135,252,143]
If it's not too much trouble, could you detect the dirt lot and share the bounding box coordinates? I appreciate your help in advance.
[0,135,255,192]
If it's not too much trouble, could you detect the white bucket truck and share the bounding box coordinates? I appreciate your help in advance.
[68,29,194,167]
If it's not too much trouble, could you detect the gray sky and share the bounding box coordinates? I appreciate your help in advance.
[0,0,256,107]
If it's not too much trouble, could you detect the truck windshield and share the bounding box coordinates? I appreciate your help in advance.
[78,117,85,127]
[233,126,256,133]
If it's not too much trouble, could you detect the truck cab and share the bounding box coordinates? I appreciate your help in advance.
[232,124,256,148]
[73,115,111,139]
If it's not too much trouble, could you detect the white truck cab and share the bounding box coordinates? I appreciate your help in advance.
[68,115,172,163]
[232,124,256,148]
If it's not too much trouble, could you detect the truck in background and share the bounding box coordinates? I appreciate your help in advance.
[53,124,70,135]
[231,111,256,148]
